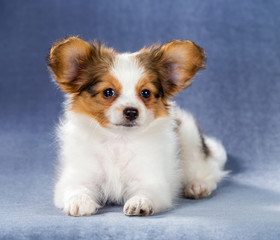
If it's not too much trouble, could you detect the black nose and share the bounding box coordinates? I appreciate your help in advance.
[123,107,139,121]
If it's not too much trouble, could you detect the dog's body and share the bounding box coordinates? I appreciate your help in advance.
[48,37,227,216]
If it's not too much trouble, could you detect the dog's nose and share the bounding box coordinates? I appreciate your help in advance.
[123,107,139,121]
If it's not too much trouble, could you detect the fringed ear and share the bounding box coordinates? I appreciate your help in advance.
[47,36,93,93]
[160,40,206,93]
[139,40,206,98]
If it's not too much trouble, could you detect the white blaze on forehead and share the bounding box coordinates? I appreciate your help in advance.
[106,53,154,127]
[110,53,145,97]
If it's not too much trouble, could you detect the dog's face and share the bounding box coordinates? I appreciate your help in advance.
[48,37,205,131]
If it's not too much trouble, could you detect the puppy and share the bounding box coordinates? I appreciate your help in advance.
[47,37,227,217]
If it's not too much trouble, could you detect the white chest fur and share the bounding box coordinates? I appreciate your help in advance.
[56,111,182,208]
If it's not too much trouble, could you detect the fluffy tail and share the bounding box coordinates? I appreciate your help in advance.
[205,136,229,179]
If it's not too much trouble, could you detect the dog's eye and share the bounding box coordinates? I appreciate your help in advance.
[141,89,151,99]
[103,88,115,98]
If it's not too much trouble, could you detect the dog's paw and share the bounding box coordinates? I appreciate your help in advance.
[123,196,154,216]
[184,182,217,199]
[64,193,98,217]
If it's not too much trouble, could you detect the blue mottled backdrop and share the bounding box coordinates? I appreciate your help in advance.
[0,1,279,239]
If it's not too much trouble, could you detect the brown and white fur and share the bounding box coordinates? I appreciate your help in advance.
[47,37,227,217]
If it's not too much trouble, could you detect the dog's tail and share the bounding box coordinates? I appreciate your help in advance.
[204,136,229,179]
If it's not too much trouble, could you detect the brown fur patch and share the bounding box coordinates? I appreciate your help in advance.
[135,72,169,119]
[71,73,122,127]
[47,36,116,94]
[197,126,211,158]
[47,36,121,127]
[137,40,205,99]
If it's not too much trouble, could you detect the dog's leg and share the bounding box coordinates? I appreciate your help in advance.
[54,167,101,217]
[174,107,228,199]
[123,195,154,216]
[122,137,181,216]
[123,180,174,217]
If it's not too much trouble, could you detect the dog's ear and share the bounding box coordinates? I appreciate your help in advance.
[47,36,93,93]
[140,40,205,98]
[160,40,206,94]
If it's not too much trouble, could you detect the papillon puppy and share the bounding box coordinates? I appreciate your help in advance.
[47,37,227,217]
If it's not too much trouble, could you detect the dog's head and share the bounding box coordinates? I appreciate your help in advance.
[47,37,205,131]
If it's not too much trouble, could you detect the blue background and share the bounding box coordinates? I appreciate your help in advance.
[1,0,280,239]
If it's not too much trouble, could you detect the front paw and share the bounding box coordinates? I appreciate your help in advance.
[184,182,217,199]
[64,193,98,217]
[124,196,154,216]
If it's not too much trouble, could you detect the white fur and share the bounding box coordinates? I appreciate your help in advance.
[55,111,181,215]
[54,53,228,216]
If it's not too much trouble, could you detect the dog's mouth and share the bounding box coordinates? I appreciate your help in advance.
[115,122,138,128]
